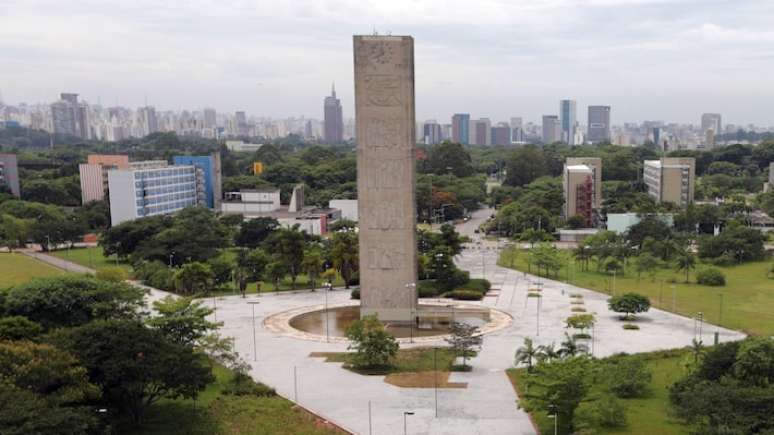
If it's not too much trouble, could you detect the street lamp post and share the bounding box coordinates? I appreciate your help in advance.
[324,282,332,342]
[548,404,558,435]
[403,411,415,435]
[433,347,438,418]
[698,311,704,341]
[247,300,260,361]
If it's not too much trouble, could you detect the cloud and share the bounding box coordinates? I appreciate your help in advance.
[0,0,773,125]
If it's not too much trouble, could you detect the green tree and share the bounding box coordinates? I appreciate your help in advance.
[0,213,30,251]
[58,319,214,423]
[426,142,475,177]
[559,332,589,357]
[330,230,358,289]
[173,262,215,294]
[515,337,540,372]
[265,260,288,291]
[505,145,548,186]
[302,247,324,291]
[3,275,144,329]
[608,293,651,320]
[0,341,101,434]
[633,252,659,282]
[345,314,399,369]
[96,266,129,283]
[264,226,306,289]
[0,316,43,341]
[445,321,483,369]
[522,356,592,433]
[147,296,220,346]
[675,250,697,283]
[235,217,279,248]
[733,337,774,387]
[565,314,596,336]
[606,356,652,398]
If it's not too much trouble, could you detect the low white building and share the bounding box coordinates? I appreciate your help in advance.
[328,199,358,221]
[221,189,281,215]
[225,140,263,152]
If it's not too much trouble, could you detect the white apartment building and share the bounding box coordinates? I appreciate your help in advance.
[108,163,205,226]
[643,157,695,208]
[221,189,281,216]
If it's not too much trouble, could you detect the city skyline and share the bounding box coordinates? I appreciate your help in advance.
[2,1,774,125]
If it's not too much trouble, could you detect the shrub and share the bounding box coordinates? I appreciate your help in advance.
[623,323,639,330]
[588,394,628,428]
[696,267,726,286]
[350,289,360,300]
[573,333,591,340]
[571,300,584,305]
[706,253,736,267]
[464,279,491,293]
[96,266,128,283]
[0,316,43,341]
[570,293,583,299]
[446,290,484,301]
[418,280,441,298]
[527,292,542,298]
[571,307,587,312]
[133,261,174,291]
[607,357,652,398]
[223,372,276,397]
[346,314,398,369]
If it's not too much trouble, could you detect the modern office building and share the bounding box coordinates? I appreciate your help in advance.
[560,99,577,145]
[471,118,491,145]
[701,113,722,135]
[451,113,470,144]
[491,124,511,146]
[221,189,281,215]
[0,153,20,197]
[108,162,205,226]
[542,115,561,143]
[422,120,442,144]
[510,117,524,143]
[643,157,696,208]
[78,154,131,204]
[172,154,222,209]
[323,83,344,144]
[563,157,602,227]
[587,106,611,143]
[203,108,217,129]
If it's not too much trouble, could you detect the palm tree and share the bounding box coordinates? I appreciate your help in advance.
[690,338,705,364]
[675,250,697,283]
[536,342,561,363]
[558,332,589,357]
[514,337,539,372]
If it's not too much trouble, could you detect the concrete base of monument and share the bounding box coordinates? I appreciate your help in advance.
[263,300,513,344]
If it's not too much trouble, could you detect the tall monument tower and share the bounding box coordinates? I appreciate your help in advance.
[353,35,418,322]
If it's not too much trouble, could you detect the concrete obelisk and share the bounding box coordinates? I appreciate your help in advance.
[354,35,417,322]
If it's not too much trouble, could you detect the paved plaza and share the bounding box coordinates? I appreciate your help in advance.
[212,211,744,435]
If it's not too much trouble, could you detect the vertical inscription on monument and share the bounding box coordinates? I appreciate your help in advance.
[354,35,417,322]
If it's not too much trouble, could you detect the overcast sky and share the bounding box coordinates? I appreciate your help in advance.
[2,0,773,126]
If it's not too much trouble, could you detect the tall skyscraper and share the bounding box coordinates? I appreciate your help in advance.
[235,111,248,136]
[560,99,577,145]
[422,120,442,144]
[451,113,470,144]
[323,83,344,144]
[510,117,524,143]
[701,113,722,135]
[491,123,511,146]
[542,115,561,143]
[51,93,89,139]
[471,118,491,145]
[587,106,611,144]
[137,106,158,136]
[203,108,217,129]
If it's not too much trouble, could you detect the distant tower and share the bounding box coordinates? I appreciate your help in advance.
[587,106,611,144]
[323,82,344,144]
[560,99,577,145]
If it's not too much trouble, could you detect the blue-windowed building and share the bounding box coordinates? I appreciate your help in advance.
[172,153,222,209]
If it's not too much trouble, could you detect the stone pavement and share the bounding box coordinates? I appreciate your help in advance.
[211,229,744,435]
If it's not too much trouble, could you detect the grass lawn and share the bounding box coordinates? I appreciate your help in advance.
[49,246,131,272]
[0,252,64,287]
[117,365,342,435]
[499,247,774,336]
[211,274,349,297]
[507,349,691,435]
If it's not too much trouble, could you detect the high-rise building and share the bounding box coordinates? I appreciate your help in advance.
[587,106,611,144]
[422,120,442,145]
[563,165,595,227]
[235,111,248,136]
[565,157,602,210]
[491,123,511,146]
[643,157,695,208]
[542,115,561,143]
[51,93,89,139]
[560,99,577,145]
[78,154,130,204]
[701,113,722,135]
[172,153,222,209]
[451,113,470,144]
[108,162,205,226]
[137,106,158,136]
[510,117,524,143]
[471,118,491,145]
[203,108,217,129]
[0,153,20,197]
[323,83,344,144]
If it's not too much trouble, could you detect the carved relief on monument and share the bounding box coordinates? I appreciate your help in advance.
[363,75,402,107]
[364,203,406,230]
[365,158,407,190]
[365,118,402,151]
[366,244,406,270]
